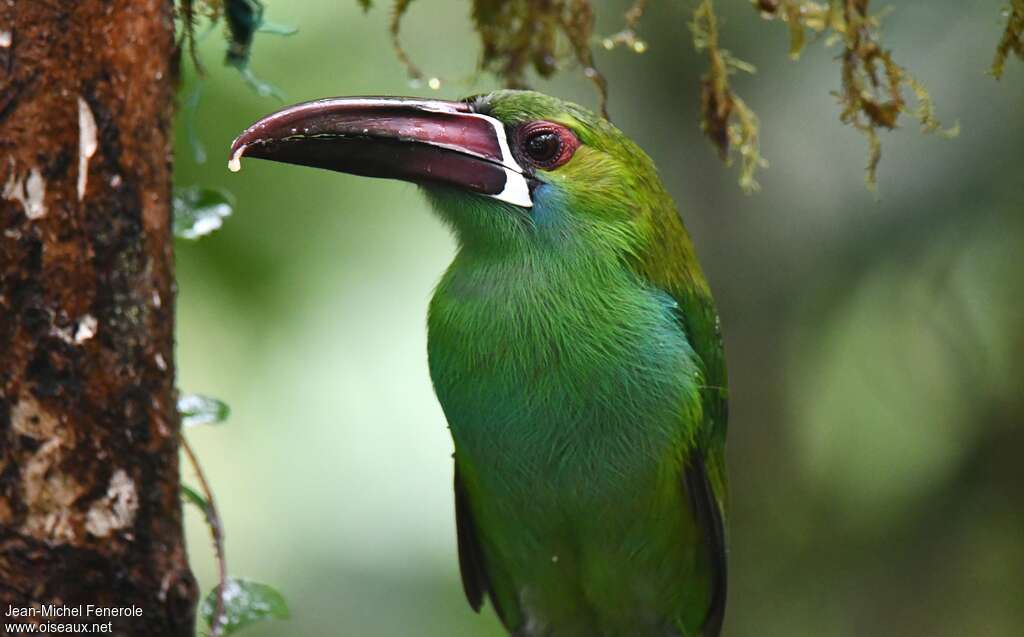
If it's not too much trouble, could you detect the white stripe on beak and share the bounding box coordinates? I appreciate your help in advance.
[473,112,532,208]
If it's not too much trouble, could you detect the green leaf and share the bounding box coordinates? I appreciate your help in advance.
[180,484,209,513]
[201,578,290,635]
[178,394,231,428]
[173,187,234,240]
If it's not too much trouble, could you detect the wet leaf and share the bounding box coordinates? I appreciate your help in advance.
[201,578,290,636]
[178,393,231,427]
[173,187,234,240]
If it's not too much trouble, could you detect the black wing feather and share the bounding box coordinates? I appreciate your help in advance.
[684,453,727,637]
[454,461,507,622]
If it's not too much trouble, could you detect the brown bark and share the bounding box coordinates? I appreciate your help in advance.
[0,2,196,635]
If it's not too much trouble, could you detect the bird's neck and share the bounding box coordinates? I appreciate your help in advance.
[428,242,692,401]
[427,243,703,491]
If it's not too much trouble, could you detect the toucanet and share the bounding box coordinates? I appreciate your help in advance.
[230,90,729,637]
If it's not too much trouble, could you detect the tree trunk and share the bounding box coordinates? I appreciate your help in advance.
[0,2,196,635]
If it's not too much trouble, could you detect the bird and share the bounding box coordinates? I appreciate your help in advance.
[230,90,729,637]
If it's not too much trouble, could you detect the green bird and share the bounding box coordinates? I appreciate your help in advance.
[230,90,728,637]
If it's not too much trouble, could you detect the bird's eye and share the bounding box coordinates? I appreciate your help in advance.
[525,132,560,164]
[516,121,579,170]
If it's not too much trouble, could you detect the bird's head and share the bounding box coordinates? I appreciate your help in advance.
[230,90,674,259]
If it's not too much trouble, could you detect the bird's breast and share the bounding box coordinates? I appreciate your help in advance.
[427,259,703,497]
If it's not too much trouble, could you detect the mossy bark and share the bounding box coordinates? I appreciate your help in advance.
[0,2,195,634]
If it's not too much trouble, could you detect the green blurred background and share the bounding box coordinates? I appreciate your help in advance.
[173,2,1024,635]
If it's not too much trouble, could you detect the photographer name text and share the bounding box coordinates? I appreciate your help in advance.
[4,605,143,618]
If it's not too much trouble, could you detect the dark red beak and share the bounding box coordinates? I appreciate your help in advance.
[229,97,532,207]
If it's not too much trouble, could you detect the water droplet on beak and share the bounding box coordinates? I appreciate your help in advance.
[228,145,246,173]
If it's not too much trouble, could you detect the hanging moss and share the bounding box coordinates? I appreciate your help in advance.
[179,1,270,73]
[692,0,766,193]
[389,0,422,82]
[180,0,229,73]
[176,1,1020,192]
[179,0,293,98]
[601,0,649,54]
[992,0,1024,80]
[751,0,841,60]
[754,0,958,190]
[470,0,609,116]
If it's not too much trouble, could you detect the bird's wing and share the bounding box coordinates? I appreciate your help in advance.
[683,450,727,637]
[633,224,729,635]
[671,290,729,637]
[453,461,507,623]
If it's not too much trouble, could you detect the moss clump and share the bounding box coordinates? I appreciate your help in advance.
[468,0,607,115]
[176,1,1021,193]
[992,0,1024,80]
[180,0,235,73]
[600,0,650,54]
[385,1,618,117]
[692,0,766,193]
[754,0,957,190]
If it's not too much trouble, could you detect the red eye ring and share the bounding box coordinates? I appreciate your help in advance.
[516,121,580,170]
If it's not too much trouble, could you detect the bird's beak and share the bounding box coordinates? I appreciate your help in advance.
[229,97,532,208]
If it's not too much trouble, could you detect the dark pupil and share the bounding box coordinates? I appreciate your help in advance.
[525,131,561,163]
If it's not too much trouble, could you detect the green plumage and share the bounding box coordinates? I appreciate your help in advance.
[230,83,729,636]
[424,91,728,637]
